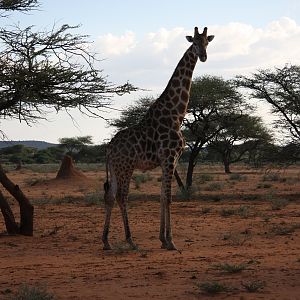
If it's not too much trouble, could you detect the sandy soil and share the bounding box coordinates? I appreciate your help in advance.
[0,165,300,299]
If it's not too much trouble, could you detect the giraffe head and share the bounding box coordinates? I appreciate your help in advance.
[186,26,214,62]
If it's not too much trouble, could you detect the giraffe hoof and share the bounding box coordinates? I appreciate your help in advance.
[127,240,138,250]
[103,244,112,250]
[160,242,168,249]
[166,242,177,251]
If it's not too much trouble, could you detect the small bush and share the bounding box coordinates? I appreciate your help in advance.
[84,192,103,206]
[197,281,228,294]
[132,173,152,189]
[220,208,236,217]
[269,223,300,236]
[199,173,214,183]
[201,207,212,214]
[257,183,272,189]
[229,173,247,181]
[213,262,246,273]
[262,173,280,181]
[176,187,195,201]
[222,231,251,246]
[237,205,252,218]
[242,280,265,292]
[11,283,54,300]
[269,198,289,210]
[205,182,223,191]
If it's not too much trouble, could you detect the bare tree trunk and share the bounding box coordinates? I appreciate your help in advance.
[224,162,231,173]
[174,169,185,191]
[0,189,19,234]
[185,149,199,189]
[0,164,34,235]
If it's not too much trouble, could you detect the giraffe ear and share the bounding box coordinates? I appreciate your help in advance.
[186,36,193,43]
[207,35,214,42]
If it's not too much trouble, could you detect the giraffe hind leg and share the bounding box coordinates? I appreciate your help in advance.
[116,174,138,250]
[102,169,117,250]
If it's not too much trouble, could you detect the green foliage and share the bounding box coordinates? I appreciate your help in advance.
[237,64,300,141]
[0,144,36,164]
[110,97,154,130]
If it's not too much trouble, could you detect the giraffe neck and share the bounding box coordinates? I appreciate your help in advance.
[146,45,198,129]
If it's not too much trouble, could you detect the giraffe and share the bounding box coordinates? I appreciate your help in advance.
[102,26,214,251]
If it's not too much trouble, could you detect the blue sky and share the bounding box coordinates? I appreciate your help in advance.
[1,0,300,143]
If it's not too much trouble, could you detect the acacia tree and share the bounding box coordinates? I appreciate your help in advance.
[181,76,250,188]
[236,64,300,141]
[207,115,271,173]
[59,136,93,157]
[0,1,137,235]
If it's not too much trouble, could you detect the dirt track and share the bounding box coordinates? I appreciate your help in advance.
[0,166,300,299]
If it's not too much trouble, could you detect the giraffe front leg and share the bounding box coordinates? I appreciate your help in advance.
[159,199,168,248]
[160,164,177,251]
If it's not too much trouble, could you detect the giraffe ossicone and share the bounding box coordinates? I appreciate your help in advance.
[102,26,214,251]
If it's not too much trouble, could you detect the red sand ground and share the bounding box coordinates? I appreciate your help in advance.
[0,165,300,299]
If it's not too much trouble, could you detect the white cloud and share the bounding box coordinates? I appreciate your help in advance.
[96,31,137,56]
[95,17,300,90]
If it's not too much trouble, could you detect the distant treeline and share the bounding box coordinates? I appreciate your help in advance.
[1,141,299,167]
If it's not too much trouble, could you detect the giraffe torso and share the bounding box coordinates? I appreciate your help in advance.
[107,118,185,173]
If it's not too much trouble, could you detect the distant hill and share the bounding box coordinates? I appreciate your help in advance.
[0,140,58,150]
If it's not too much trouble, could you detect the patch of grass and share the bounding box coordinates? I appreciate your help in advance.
[41,225,64,237]
[24,177,48,186]
[242,280,265,293]
[220,207,236,217]
[112,241,139,254]
[24,164,59,173]
[11,283,54,300]
[197,281,229,294]
[269,198,289,210]
[176,187,196,201]
[229,173,247,181]
[222,231,251,246]
[219,206,252,218]
[205,182,223,191]
[53,196,81,204]
[269,223,300,236]
[132,173,152,189]
[213,262,246,273]
[199,173,214,183]
[84,191,103,206]
[262,173,280,181]
[241,194,259,201]
[237,205,252,218]
[201,207,212,214]
[257,183,272,189]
